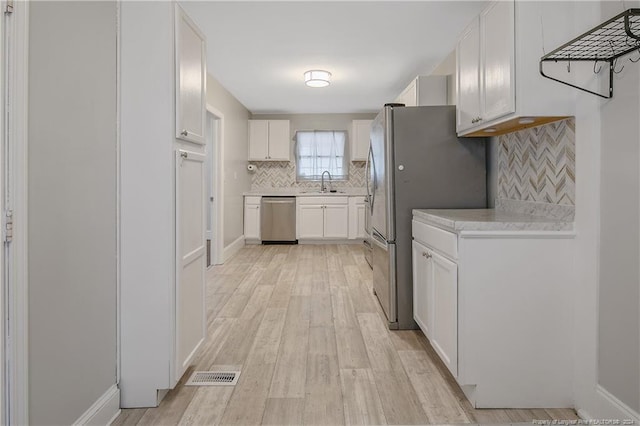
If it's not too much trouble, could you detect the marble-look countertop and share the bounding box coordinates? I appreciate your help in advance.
[244,187,366,197]
[412,208,574,232]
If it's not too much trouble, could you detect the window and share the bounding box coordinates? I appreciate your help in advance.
[295,130,348,181]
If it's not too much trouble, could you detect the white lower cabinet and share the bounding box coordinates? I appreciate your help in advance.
[297,196,348,240]
[412,216,575,408]
[244,196,261,242]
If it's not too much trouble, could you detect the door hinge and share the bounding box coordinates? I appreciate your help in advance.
[5,0,13,14]
[4,210,13,243]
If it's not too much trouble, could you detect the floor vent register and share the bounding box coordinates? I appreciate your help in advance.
[185,370,241,386]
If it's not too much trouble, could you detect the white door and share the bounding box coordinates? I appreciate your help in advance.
[248,120,269,160]
[244,202,261,240]
[481,0,515,122]
[175,150,206,381]
[298,205,324,239]
[175,5,206,144]
[412,241,433,338]
[267,120,290,161]
[355,203,366,239]
[323,204,349,239]
[431,251,458,377]
[456,17,481,132]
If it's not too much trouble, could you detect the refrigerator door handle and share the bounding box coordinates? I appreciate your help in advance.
[369,144,377,212]
[365,143,372,205]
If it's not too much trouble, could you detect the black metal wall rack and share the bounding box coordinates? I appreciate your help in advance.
[540,8,640,98]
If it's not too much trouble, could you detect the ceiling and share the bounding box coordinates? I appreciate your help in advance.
[181,1,487,114]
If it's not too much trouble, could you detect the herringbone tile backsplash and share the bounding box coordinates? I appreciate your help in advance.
[497,118,575,206]
[251,161,366,189]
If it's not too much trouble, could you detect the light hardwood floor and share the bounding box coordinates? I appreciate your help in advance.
[114,244,579,426]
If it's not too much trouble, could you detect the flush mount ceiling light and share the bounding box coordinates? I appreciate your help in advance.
[304,70,331,88]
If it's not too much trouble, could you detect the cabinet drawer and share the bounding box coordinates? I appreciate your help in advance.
[350,196,366,204]
[412,220,457,260]
[245,196,261,205]
[297,196,348,205]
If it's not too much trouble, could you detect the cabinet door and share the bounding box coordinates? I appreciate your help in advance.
[298,205,324,239]
[412,240,433,338]
[456,17,481,132]
[267,120,290,161]
[481,0,515,122]
[324,204,349,239]
[351,120,372,162]
[244,203,261,240]
[395,78,417,107]
[356,203,366,239]
[248,120,269,160]
[175,5,206,144]
[175,151,206,381]
[431,251,458,377]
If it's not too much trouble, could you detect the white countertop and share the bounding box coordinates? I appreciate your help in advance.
[412,208,574,232]
[244,187,366,197]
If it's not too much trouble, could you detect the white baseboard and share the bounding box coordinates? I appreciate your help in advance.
[73,384,120,425]
[578,385,640,424]
[223,235,245,262]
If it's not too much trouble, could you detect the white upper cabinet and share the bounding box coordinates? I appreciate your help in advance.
[481,1,515,122]
[394,75,447,107]
[351,120,372,162]
[456,1,575,137]
[395,79,418,107]
[175,4,206,145]
[248,120,290,161]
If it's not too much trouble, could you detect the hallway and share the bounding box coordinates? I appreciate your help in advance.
[114,244,579,425]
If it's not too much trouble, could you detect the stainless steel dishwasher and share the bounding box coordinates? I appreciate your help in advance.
[261,197,297,243]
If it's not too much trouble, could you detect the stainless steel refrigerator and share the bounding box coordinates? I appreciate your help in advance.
[366,104,486,330]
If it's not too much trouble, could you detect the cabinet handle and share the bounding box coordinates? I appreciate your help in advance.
[181,129,188,137]
[422,252,432,259]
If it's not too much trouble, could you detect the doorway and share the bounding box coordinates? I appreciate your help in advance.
[206,107,224,266]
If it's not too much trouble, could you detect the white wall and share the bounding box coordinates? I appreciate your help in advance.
[28,1,118,423]
[120,1,175,407]
[569,1,640,420]
[206,75,251,247]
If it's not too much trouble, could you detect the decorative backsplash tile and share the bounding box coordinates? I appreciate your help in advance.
[250,161,365,189]
[497,118,575,206]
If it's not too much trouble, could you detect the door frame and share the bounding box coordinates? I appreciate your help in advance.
[206,104,224,265]
[2,1,29,424]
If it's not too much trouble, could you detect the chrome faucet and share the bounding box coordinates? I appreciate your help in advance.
[321,170,332,193]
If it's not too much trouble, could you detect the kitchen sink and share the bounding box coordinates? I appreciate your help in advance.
[299,190,346,194]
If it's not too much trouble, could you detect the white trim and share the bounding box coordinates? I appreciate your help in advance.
[115,0,122,387]
[223,235,245,262]
[589,385,640,424]
[72,385,120,426]
[206,104,224,265]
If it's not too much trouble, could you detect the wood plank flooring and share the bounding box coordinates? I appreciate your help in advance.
[114,244,579,426]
